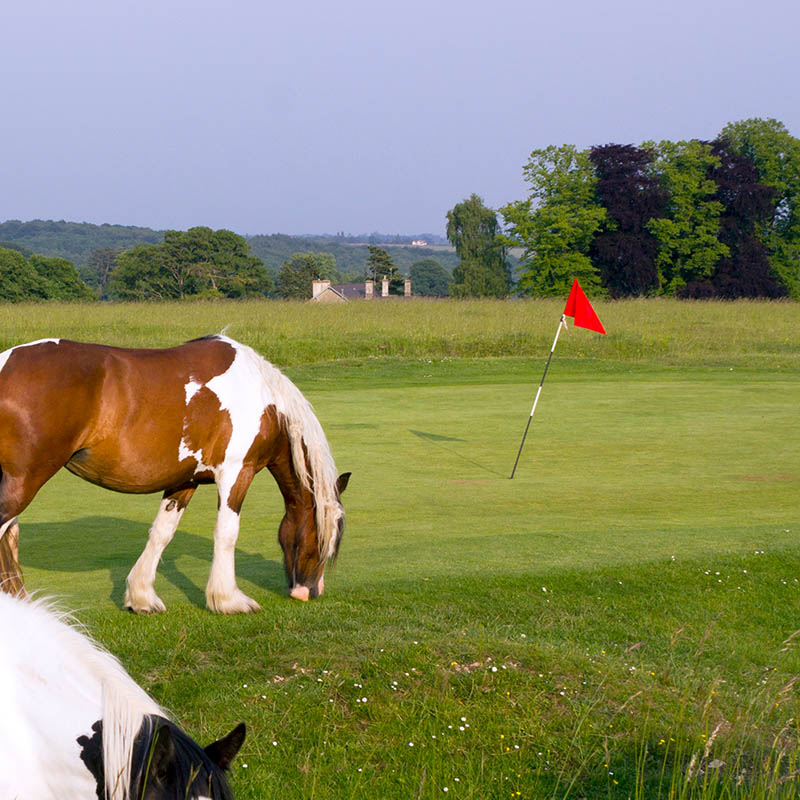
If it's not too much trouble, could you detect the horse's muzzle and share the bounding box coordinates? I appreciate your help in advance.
[289,576,324,601]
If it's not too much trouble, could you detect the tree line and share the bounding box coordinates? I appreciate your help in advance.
[0,229,455,301]
[449,118,800,299]
[0,223,458,301]
[1,117,796,302]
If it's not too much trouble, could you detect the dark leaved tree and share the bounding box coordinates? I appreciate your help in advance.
[720,118,800,298]
[589,144,667,297]
[682,140,784,298]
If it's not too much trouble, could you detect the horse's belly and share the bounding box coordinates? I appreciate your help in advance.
[65,447,199,494]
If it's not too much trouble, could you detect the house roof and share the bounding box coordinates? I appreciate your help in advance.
[332,283,368,299]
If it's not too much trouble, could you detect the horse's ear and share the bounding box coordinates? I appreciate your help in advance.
[146,722,176,786]
[205,723,246,771]
[336,472,351,495]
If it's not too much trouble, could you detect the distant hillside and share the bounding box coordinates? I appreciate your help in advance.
[0,220,164,267]
[246,234,458,278]
[0,220,459,281]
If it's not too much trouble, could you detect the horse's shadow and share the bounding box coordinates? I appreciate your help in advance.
[20,516,286,609]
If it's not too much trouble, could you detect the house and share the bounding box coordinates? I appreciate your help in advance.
[310,280,348,303]
[311,278,412,302]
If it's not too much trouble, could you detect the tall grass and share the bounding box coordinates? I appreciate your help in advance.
[0,297,797,368]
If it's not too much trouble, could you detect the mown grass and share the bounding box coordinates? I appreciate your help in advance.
[5,298,800,798]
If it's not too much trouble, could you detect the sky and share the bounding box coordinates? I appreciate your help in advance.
[2,0,798,237]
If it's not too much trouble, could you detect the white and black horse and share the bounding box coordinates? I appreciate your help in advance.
[0,592,245,799]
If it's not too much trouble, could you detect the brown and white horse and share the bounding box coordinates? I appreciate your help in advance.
[0,335,349,612]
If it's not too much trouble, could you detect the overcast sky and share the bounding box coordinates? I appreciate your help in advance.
[2,0,797,236]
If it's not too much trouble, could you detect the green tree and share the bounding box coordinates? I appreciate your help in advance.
[0,247,94,301]
[85,247,119,298]
[277,252,337,299]
[446,194,510,298]
[410,258,451,296]
[110,243,177,300]
[29,254,96,300]
[0,247,48,300]
[720,118,800,298]
[109,228,271,300]
[178,228,272,298]
[645,139,729,294]
[501,146,605,296]
[365,246,393,280]
[365,246,405,294]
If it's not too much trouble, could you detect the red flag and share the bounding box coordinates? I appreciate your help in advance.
[563,280,606,334]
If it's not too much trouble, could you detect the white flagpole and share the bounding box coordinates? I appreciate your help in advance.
[509,314,568,479]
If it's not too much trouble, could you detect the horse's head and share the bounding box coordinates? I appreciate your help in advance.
[280,472,350,601]
[135,719,246,800]
[78,717,245,800]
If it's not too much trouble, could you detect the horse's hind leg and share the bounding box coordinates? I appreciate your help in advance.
[0,518,24,597]
[206,471,261,614]
[124,485,196,614]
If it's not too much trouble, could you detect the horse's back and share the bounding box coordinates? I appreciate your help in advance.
[0,337,242,493]
[0,337,237,401]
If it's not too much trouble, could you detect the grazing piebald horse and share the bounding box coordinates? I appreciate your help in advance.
[0,592,245,799]
[0,335,349,611]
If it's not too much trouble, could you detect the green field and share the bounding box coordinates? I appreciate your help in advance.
[5,299,800,798]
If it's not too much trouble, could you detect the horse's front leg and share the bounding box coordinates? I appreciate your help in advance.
[125,485,196,613]
[206,471,260,614]
[0,467,60,597]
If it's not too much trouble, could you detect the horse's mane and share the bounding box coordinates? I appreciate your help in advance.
[12,595,164,800]
[215,336,341,561]
[134,718,235,800]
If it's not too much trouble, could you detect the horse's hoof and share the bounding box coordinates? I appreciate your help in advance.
[124,591,166,614]
[206,590,261,614]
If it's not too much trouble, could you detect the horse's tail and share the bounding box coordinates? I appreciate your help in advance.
[0,518,25,597]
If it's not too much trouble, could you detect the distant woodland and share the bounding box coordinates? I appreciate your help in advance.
[1,117,797,301]
[0,221,459,300]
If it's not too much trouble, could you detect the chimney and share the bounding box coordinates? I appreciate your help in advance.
[404,278,411,297]
[381,276,389,297]
[312,279,330,299]
[365,279,374,299]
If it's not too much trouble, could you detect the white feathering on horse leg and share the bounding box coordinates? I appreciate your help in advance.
[205,503,260,614]
[124,498,185,614]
